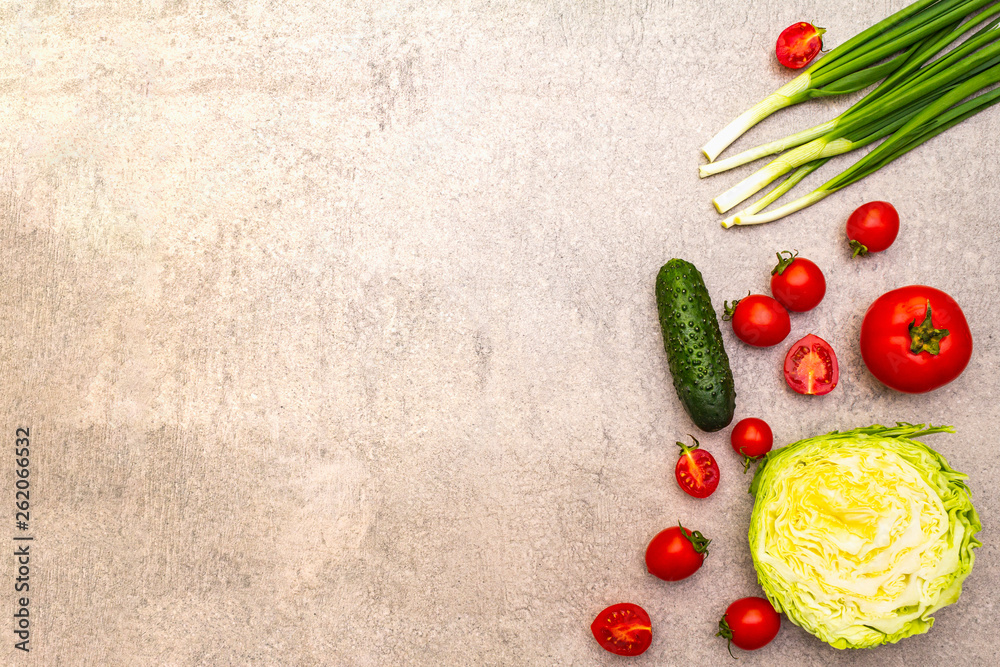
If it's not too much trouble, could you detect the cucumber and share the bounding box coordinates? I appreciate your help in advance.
[655,259,736,432]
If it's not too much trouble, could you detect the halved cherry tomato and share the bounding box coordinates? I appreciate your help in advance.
[860,286,972,393]
[723,295,790,347]
[783,334,838,395]
[591,603,652,656]
[716,597,780,657]
[770,251,825,312]
[847,201,899,257]
[645,523,711,582]
[674,436,720,498]
[730,418,773,472]
[776,22,825,69]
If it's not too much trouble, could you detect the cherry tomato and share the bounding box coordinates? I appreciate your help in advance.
[770,251,826,312]
[860,285,972,393]
[776,22,825,69]
[674,436,720,498]
[591,603,652,656]
[645,524,711,582]
[730,418,773,472]
[783,333,838,395]
[716,597,780,657]
[723,295,790,347]
[847,201,899,257]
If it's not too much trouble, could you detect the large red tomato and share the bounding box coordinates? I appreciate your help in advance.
[860,286,973,393]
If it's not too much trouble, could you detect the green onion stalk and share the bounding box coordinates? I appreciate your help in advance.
[718,159,830,228]
[713,27,1000,213]
[724,67,1000,227]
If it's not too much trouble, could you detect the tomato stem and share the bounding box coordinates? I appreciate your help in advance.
[849,238,870,257]
[771,250,799,276]
[721,292,750,321]
[716,615,737,660]
[909,300,950,354]
[678,521,712,555]
[676,435,701,456]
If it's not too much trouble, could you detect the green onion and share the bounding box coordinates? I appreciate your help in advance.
[702,2,1000,178]
[726,68,1000,226]
[701,0,996,162]
[712,23,1000,213]
[719,159,830,229]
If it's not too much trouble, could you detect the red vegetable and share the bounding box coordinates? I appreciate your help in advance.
[674,436,720,499]
[591,603,652,656]
[847,201,900,257]
[770,251,826,312]
[860,285,972,393]
[784,333,839,395]
[723,295,790,347]
[776,22,825,69]
[730,417,773,471]
[717,597,781,657]
[645,524,711,582]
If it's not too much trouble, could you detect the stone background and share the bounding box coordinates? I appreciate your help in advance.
[2,0,998,664]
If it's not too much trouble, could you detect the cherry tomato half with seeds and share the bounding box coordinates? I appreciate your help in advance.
[730,417,773,472]
[847,201,899,257]
[674,436,720,498]
[645,523,711,582]
[860,285,972,393]
[776,22,825,69]
[784,333,838,395]
[591,603,652,656]
[770,251,826,312]
[716,597,780,657]
[723,295,790,347]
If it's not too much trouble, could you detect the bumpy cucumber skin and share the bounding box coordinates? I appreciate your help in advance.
[655,259,736,432]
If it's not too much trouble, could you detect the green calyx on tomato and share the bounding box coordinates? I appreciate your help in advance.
[849,238,869,258]
[716,616,738,660]
[721,292,750,321]
[770,250,798,276]
[676,435,700,456]
[909,301,950,355]
[679,521,711,555]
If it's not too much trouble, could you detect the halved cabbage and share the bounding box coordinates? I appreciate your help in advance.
[748,424,981,649]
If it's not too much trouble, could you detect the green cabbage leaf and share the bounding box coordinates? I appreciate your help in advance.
[748,424,981,649]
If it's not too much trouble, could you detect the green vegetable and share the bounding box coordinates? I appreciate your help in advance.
[749,424,981,649]
[702,0,997,162]
[702,3,1000,180]
[703,1,1000,227]
[654,259,735,432]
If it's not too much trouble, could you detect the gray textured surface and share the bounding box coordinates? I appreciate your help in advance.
[2,0,999,665]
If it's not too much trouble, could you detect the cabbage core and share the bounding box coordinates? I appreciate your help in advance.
[749,424,981,649]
